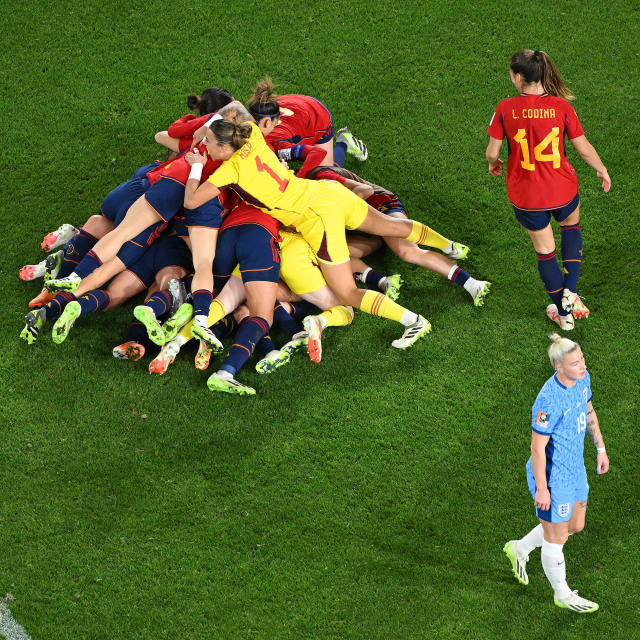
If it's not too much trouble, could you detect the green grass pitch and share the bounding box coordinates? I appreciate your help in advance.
[1,1,639,638]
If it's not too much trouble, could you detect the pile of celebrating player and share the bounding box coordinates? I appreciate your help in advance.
[19,78,491,395]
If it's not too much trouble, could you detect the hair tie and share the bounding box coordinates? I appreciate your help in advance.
[534,50,541,58]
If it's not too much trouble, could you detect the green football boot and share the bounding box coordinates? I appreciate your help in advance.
[255,349,292,374]
[207,371,256,395]
[20,308,47,345]
[383,273,404,301]
[162,303,193,343]
[52,301,81,344]
[133,305,165,346]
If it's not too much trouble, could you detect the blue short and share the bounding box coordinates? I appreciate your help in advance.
[213,224,280,290]
[100,176,150,223]
[126,234,192,289]
[527,464,589,523]
[144,177,186,223]
[117,220,169,268]
[185,197,224,230]
[514,192,580,231]
[130,161,160,181]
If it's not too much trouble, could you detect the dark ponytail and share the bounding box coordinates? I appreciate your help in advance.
[186,87,234,115]
[510,49,574,100]
[247,77,281,122]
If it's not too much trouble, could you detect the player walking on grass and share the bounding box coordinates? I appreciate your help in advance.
[503,333,609,613]
[486,49,610,330]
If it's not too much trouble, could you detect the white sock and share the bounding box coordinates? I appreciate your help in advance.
[463,277,480,296]
[216,369,233,380]
[443,240,454,254]
[541,540,571,599]
[400,310,419,327]
[317,314,328,329]
[446,264,457,280]
[519,523,544,555]
[379,276,389,291]
[359,267,372,284]
[194,314,208,326]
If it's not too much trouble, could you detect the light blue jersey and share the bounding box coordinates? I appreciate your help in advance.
[526,370,592,490]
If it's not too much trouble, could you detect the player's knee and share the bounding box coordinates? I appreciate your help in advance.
[393,243,424,264]
[83,214,113,238]
[569,521,585,535]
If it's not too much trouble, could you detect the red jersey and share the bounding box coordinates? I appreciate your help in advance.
[146,144,222,186]
[168,113,206,152]
[487,93,584,210]
[266,95,332,147]
[220,201,281,239]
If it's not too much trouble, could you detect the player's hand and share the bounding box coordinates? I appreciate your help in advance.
[597,451,609,475]
[488,159,504,176]
[185,149,207,166]
[534,488,551,511]
[597,169,611,193]
[191,125,209,148]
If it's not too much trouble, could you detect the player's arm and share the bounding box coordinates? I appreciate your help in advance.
[485,136,504,176]
[531,430,551,510]
[183,151,221,209]
[276,143,327,178]
[569,135,611,192]
[343,178,374,200]
[586,400,609,475]
[154,130,181,152]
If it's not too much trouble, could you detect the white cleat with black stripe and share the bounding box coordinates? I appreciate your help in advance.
[554,590,599,613]
[391,315,431,349]
[503,540,529,585]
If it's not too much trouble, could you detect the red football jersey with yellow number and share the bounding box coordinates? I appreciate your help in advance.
[487,93,584,209]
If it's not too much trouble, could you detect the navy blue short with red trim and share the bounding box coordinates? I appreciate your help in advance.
[213,224,280,290]
[101,175,150,223]
[185,197,224,230]
[514,192,580,231]
[131,161,160,180]
[144,177,186,223]
[117,220,169,268]
[126,234,192,289]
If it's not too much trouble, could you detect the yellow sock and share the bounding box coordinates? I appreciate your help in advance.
[178,298,227,342]
[406,220,450,250]
[360,290,406,324]
[319,305,353,327]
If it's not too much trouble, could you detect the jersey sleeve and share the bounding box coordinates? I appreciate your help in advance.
[564,105,585,140]
[168,113,209,138]
[531,387,560,435]
[207,160,239,189]
[487,101,506,139]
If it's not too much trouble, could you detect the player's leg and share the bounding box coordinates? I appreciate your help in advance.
[46,197,162,291]
[207,280,277,395]
[503,522,543,585]
[538,478,598,613]
[354,205,469,257]
[557,203,589,318]
[334,127,368,163]
[108,271,151,360]
[383,235,491,306]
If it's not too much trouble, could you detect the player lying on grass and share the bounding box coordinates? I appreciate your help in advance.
[185,77,368,169]
[21,231,191,347]
[148,229,355,393]
[306,165,491,307]
[503,333,609,613]
[184,109,446,351]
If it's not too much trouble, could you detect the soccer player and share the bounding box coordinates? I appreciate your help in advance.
[503,333,609,613]
[184,110,448,350]
[307,165,491,306]
[486,49,610,330]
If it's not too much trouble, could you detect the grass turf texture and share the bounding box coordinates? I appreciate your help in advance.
[1,1,639,638]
